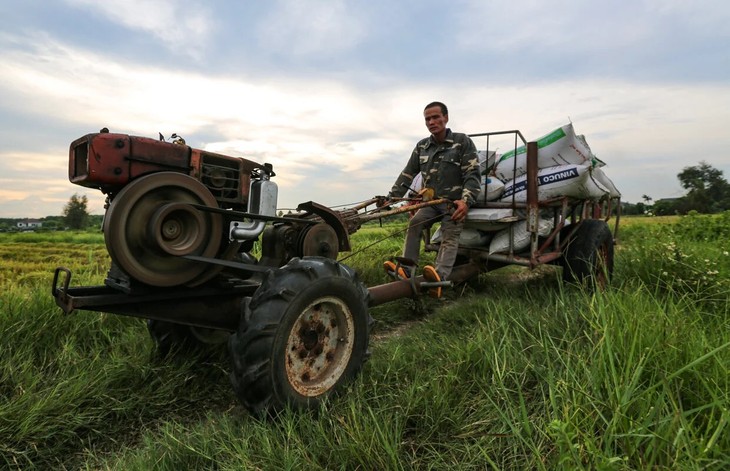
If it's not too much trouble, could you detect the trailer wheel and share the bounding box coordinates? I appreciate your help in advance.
[147,319,229,357]
[229,257,371,414]
[562,219,614,289]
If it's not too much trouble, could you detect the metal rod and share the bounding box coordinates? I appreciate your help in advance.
[352,198,449,224]
[190,204,318,225]
[468,130,528,145]
[368,277,424,306]
[526,141,539,267]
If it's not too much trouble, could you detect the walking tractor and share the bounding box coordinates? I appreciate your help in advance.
[52,126,620,414]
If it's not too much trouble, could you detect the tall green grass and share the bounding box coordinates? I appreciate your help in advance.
[1,215,728,469]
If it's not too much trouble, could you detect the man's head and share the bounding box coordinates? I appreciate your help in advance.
[423,101,449,141]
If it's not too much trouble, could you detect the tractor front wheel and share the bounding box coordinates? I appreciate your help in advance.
[229,257,371,414]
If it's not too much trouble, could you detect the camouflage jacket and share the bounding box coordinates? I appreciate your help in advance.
[389,129,481,206]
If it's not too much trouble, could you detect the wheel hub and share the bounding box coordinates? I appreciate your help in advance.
[150,202,207,256]
[300,324,321,352]
[162,221,181,239]
[286,296,354,396]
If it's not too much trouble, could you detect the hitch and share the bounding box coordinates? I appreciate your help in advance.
[52,267,73,314]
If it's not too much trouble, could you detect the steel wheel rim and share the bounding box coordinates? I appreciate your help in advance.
[285,296,355,397]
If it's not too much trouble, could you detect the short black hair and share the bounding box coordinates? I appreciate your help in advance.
[424,101,448,116]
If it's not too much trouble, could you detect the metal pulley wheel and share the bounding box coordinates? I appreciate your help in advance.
[103,172,222,287]
[298,223,339,259]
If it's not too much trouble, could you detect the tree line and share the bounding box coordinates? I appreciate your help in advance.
[622,161,730,216]
[0,194,102,232]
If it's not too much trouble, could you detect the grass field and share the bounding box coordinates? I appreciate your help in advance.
[1,213,729,470]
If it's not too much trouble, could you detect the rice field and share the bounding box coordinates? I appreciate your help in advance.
[1,213,728,469]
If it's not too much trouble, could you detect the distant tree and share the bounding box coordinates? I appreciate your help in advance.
[653,199,681,216]
[620,202,637,215]
[678,161,730,213]
[88,214,104,229]
[641,194,652,205]
[42,220,59,231]
[620,201,653,216]
[63,193,89,229]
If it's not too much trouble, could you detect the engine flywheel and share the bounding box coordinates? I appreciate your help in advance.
[103,172,222,287]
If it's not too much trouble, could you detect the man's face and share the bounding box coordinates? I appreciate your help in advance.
[424,106,448,137]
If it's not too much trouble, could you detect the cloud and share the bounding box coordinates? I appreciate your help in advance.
[646,0,730,34]
[453,0,730,83]
[455,1,642,52]
[0,166,107,218]
[0,34,421,213]
[1,22,730,217]
[63,0,214,58]
[6,152,66,173]
[0,188,27,201]
[255,0,367,56]
[0,35,386,141]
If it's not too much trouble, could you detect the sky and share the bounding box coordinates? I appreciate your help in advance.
[1,0,729,218]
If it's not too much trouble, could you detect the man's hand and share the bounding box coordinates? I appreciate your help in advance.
[451,199,469,223]
[375,196,392,208]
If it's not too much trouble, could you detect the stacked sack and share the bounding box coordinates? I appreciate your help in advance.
[447,123,620,254]
[493,123,620,202]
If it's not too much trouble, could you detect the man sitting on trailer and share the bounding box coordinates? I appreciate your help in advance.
[383,101,481,297]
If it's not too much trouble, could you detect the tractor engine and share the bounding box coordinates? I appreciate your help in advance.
[69,130,284,289]
[56,130,371,416]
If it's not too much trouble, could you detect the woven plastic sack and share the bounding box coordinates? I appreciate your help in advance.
[431,226,490,247]
[489,218,554,254]
[494,123,603,181]
[500,164,613,202]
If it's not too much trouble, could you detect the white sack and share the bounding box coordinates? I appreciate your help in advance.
[431,226,490,247]
[500,164,612,203]
[591,167,621,198]
[489,218,554,254]
[494,123,603,181]
[477,150,497,174]
[477,175,505,202]
[407,172,423,196]
[464,207,516,231]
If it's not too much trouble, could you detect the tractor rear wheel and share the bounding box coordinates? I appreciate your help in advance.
[229,257,371,414]
[562,219,614,289]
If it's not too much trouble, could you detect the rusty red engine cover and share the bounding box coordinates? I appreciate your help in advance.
[69,133,192,191]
